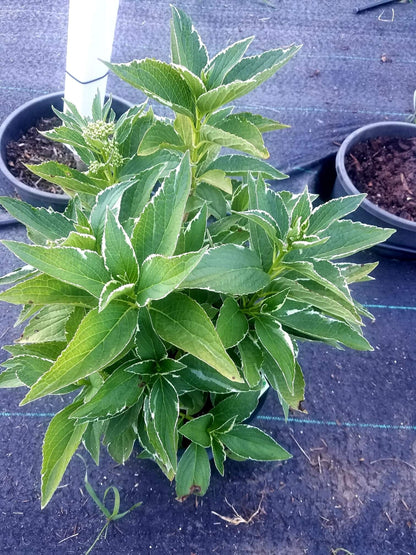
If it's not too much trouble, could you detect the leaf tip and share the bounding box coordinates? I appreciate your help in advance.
[19,394,31,407]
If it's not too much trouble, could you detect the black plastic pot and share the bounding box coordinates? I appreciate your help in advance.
[334,121,416,258]
[0,92,132,212]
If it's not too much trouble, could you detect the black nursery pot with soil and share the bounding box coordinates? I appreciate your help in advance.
[334,121,416,258]
[0,92,131,211]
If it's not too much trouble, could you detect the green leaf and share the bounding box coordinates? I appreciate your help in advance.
[263,355,305,417]
[83,421,105,465]
[216,297,248,349]
[150,293,242,383]
[178,388,206,414]
[131,153,192,264]
[136,250,205,306]
[273,300,372,351]
[41,401,87,508]
[249,175,289,234]
[237,335,263,387]
[247,176,288,270]
[4,341,66,360]
[290,187,313,224]
[0,265,36,286]
[103,209,138,284]
[280,260,359,319]
[90,180,137,245]
[223,44,301,86]
[205,106,234,126]
[201,117,268,159]
[180,244,270,295]
[138,120,184,156]
[115,102,146,139]
[175,204,208,254]
[25,161,102,196]
[119,164,168,227]
[0,274,97,308]
[137,411,163,462]
[119,149,182,180]
[174,114,194,147]
[0,367,24,388]
[21,302,138,404]
[144,378,179,478]
[173,64,207,99]
[70,366,143,423]
[179,413,213,448]
[107,429,137,465]
[198,44,301,114]
[135,308,167,361]
[205,37,253,88]
[61,232,96,250]
[175,443,211,501]
[210,390,261,429]
[123,360,154,376]
[236,112,289,133]
[1,241,111,299]
[117,105,154,158]
[338,262,378,284]
[220,424,291,461]
[197,80,261,115]
[196,170,233,194]
[180,354,250,393]
[0,197,75,242]
[5,354,52,387]
[105,58,196,121]
[104,403,141,464]
[205,154,288,180]
[308,194,366,235]
[53,100,87,130]
[99,281,135,312]
[157,358,186,375]
[267,277,357,325]
[64,196,90,227]
[170,6,208,76]
[294,220,395,260]
[235,209,280,242]
[146,244,190,297]
[194,182,227,219]
[255,314,296,390]
[211,437,226,475]
[42,127,94,165]
[65,306,87,343]
[20,305,74,343]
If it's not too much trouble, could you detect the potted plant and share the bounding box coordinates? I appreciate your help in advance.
[0,6,393,508]
[0,92,132,211]
[334,121,416,258]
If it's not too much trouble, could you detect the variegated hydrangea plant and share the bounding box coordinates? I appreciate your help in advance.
[0,7,393,507]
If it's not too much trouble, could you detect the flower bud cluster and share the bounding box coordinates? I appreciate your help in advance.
[102,142,123,168]
[88,141,124,176]
[83,120,115,143]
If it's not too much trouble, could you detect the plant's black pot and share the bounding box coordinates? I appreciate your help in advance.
[0,92,132,212]
[334,121,416,258]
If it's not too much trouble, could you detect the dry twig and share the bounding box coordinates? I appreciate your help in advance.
[289,433,311,463]
[212,494,265,526]
[369,457,416,472]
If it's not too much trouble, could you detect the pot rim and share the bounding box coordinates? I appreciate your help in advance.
[0,91,132,203]
[335,121,416,232]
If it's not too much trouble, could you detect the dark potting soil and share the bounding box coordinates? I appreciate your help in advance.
[6,116,76,195]
[345,136,416,222]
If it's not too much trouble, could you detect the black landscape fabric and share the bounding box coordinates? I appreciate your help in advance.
[0,1,415,554]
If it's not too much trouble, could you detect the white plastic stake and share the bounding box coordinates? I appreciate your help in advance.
[64,0,120,118]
